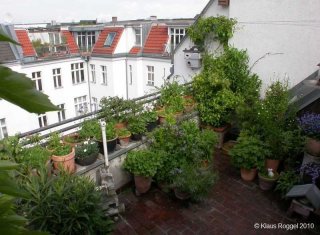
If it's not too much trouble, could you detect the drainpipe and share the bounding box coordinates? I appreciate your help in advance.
[125,57,129,99]
[100,121,109,168]
[84,56,93,112]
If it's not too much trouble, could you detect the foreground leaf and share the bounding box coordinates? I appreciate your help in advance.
[0,66,59,114]
[0,32,20,45]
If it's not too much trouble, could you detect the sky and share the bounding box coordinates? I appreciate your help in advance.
[1,0,209,24]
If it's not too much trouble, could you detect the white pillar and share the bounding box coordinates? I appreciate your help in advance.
[100,120,109,168]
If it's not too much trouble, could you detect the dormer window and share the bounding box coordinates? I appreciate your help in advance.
[134,28,141,46]
[104,32,116,47]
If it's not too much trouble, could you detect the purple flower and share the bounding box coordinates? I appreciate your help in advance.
[298,113,320,140]
[300,162,320,184]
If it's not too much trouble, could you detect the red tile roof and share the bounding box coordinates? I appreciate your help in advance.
[92,27,124,54]
[61,30,79,54]
[15,30,36,57]
[129,46,141,54]
[143,26,168,54]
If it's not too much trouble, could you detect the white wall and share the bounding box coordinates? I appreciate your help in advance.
[173,0,320,92]
[229,0,320,90]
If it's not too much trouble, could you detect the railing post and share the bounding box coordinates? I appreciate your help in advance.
[100,120,109,168]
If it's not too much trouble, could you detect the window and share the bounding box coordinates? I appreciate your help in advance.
[104,32,116,47]
[147,66,154,86]
[170,28,185,49]
[71,63,85,84]
[49,33,61,45]
[134,28,141,46]
[90,64,96,83]
[0,118,8,140]
[57,104,66,122]
[129,65,133,85]
[53,68,62,88]
[77,32,95,51]
[74,96,88,116]
[32,71,42,91]
[101,65,108,85]
[38,114,48,128]
[92,97,98,112]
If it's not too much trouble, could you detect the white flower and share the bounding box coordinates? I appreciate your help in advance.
[84,149,87,152]
[84,141,89,145]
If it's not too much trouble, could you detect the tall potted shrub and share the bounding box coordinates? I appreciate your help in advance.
[229,134,268,181]
[123,149,162,195]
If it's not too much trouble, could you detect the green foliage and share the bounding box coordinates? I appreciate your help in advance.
[20,169,113,234]
[172,163,218,201]
[123,150,163,177]
[63,134,84,144]
[106,121,117,140]
[117,128,131,138]
[128,115,147,134]
[0,135,22,161]
[141,109,158,123]
[79,119,100,139]
[187,16,237,50]
[46,132,61,150]
[0,66,59,114]
[159,81,185,113]
[52,145,71,156]
[75,140,99,159]
[275,170,300,198]
[16,145,51,172]
[229,134,269,170]
[99,96,136,122]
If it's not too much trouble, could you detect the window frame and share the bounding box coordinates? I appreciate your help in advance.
[38,114,48,128]
[0,118,8,139]
[104,32,116,47]
[147,65,155,86]
[101,65,108,85]
[90,64,96,83]
[74,95,88,116]
[71,62,85,85]
[57,104,66,122]
[32,71,43,91]
[53,68,62,88]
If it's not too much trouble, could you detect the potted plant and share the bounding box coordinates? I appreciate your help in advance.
[123,149,162,195]
[62,133,85,147]
[300,162,320,188]
[75,140,99,166]
[127,115,147,141]
[79,119,117,154]
[298,112,320,157]
[117,128,131,147]
[229,134,269,181]
[141,109,158,131]
[99,96,136,129]
[171,163,218,201]
[258,168,279,191]
[51,144,75,173]
[275,170,300,198]
[46,132,61,152]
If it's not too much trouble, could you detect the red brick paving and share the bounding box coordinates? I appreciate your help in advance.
[113,150,320,235]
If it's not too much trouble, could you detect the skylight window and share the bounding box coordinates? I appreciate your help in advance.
[104,32,116,47]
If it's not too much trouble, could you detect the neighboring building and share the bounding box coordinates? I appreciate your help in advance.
[173,0,320,92]
[0,17,194,137]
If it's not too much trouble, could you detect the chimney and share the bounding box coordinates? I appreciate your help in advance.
[150,16,157,21]
[112,17,117,23]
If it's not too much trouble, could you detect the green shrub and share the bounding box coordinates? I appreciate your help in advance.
[75,140,99,159]
[229,133,269,170]
[128,116,147,135]
[52,145,71,156]
[20,169,113,234]
[16,145,51,171]
[275,170,300,198]
[123,150,162,177]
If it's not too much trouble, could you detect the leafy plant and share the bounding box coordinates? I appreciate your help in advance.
[123,150,163,177]
[300,162,320,184]
[158,80,185,113]
[99,96,136,123]
[16,145,51,171]
[230,134,269,170]
[75,140,99,159]
[171,163,218,201]
[52,145,71,156]
[46,132,61,150]
[117,128,131,138]
[275,170,300,198]
[128,116,147,135]
[20,168,113,234]
[187,16,237,50]
[141,109,158,123]
[106,121,117,140]
[79,119,100,140]
[63,134,84,144]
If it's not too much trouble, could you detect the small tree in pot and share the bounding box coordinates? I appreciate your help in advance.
[123,149,163,195]
[128,115,147,141]
[229,133,269,181]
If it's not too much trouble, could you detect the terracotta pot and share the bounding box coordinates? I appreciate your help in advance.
[51,148,76,173]
[240,168,257,181]
[134,175,152,194]
[305,137,320,157]
[258,172,279,191]
[114,122,127,130]
[119,134,131,146]
[75,152,98,166]
[158,115,166,124]
[213,123,231,133]
[174,188,191,200]
[265,159,280,172]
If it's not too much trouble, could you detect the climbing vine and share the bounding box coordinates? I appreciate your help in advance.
[187,16,237,50]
